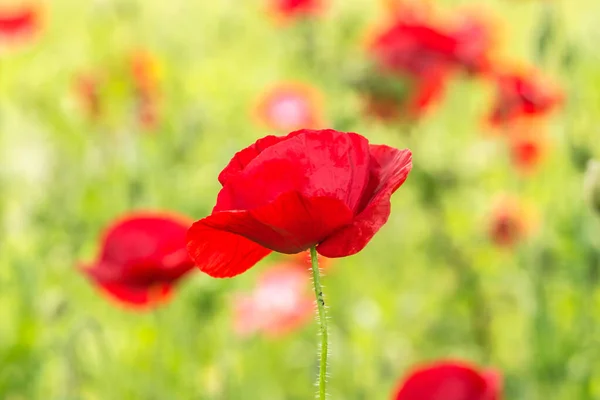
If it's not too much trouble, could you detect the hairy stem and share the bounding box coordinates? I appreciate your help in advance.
[310,246,328,400]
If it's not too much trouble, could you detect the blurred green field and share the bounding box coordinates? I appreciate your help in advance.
[2,0,600,399]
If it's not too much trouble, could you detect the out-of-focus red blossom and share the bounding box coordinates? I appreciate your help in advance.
[269,0,323,21]
[393,360,502,400]
[81,212,196,310]
[489,197,532,248]
[186,129,412,278]
[75,73,102,119]
[364,12,451,118]
[130,50,162,129]
[507,121,548,174]
[488,69,563,127]
[448,11,497,75]
[510,136,544,173]
[361,4,496,119]
[0,3,40,42]
[255,82,323,131]
[233,263,313,337]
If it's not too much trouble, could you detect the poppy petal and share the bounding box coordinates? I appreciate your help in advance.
[215,129,371,214]
[0,6,38,37]
[187,191,354,277]
[317,146,412,257]
[97,281,172,309]
[187,223,272,278]
[82,265,172,309]
[394,361,490,400]
[99,212,194,283]
[481,369,502,400]
[218,134,292,186]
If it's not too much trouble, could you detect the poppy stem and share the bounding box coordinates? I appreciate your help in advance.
[309,246,328,400]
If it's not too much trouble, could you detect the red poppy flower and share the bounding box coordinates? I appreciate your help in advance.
[448,11,496,75]
[489,196,533,247]
[488,68,562,126]
[130,50,161,129]
[233,263,313,337]
[255,82,323,132]
[363,13,455,118]
[0,3,40,41]
[508,128,548,174]
[269,0,323,20]
[75,73,102,119]
[81,212,196,310]
[187,129,412,278]
[393,360,501,400]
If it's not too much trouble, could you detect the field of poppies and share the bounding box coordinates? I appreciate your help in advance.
[2,0,600,399]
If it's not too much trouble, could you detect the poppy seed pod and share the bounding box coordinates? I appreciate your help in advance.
[584,160,600,215]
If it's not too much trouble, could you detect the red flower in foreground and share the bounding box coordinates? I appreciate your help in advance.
[488,69,562,126]
[81,213,195,309]
[489,196,532,247]
[0,4,40,41]
[393,360,501,400]
[255,82,323,131]
[270,0,323,20]
[187,129,412,278]
[233,263,313,337]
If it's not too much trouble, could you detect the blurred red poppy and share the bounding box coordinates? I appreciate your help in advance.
[510,136,543,173]
[233,263,313,337]
[0,3,40,41]
[393,360,501,400]
[255,82,323,131]
[81,212,196,310]
[363,12,454,118]
[269,0,323,20]
[448,11,496,75]
[488,68,562,127]
[75,73,102,119]
[489,196,532,247]
[360,5,497,119]
[130,50,162,130]
[187,128,412,278]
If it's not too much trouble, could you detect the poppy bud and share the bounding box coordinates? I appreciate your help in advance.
[583,160,600,215]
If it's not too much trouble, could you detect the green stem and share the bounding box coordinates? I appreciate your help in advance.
[310,246,328,400]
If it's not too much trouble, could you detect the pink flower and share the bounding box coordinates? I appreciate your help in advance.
[255,82,323,131]
[233,263,314,337]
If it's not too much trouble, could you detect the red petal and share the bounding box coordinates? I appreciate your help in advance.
[394,361,491,400]
[215,129,371,214]
[83,266,173,310]
[187,191,353,277]
[318,146,412,257]
[99,212,194,284]
[218,134,293,186]
[0,6,38,37]
[481,369,502,400]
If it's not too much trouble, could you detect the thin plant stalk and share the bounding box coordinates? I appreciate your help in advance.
[310,246,328,400]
